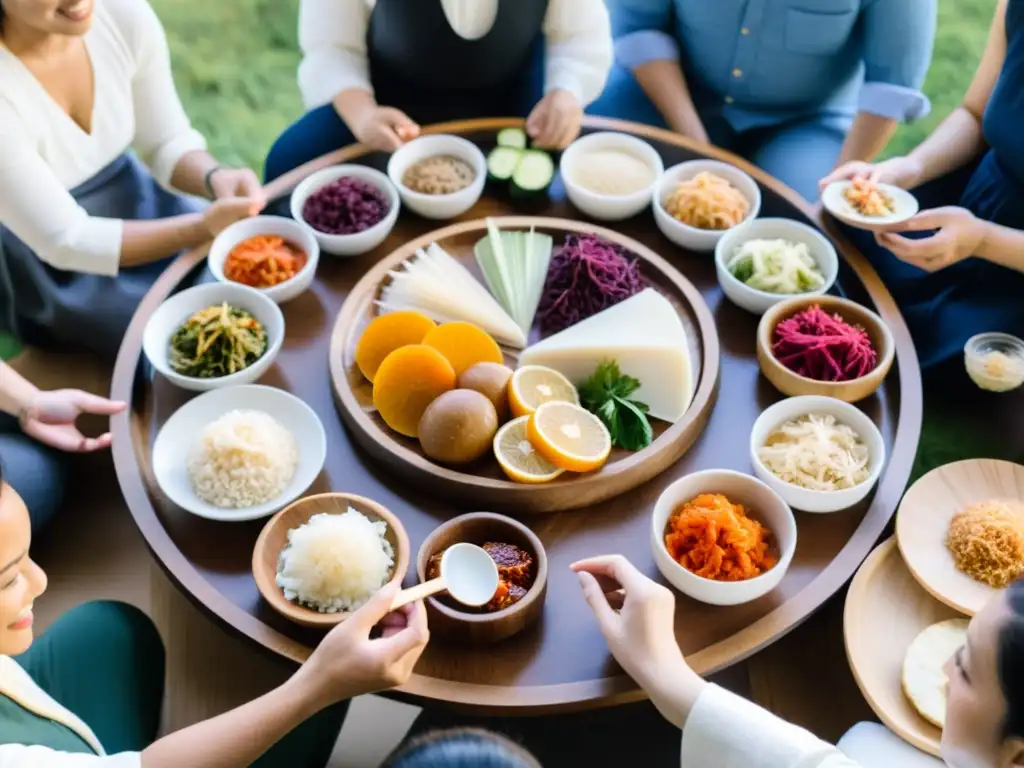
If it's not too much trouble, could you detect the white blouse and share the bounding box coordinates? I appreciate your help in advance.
[297,0,613,111]
[0,0,207,277]
[682,685,861,767]
[0,656,140,767]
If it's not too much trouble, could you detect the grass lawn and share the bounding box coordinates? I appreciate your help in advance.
[2,0,1009,476]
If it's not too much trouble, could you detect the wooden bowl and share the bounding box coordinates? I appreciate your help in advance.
[416,512,548,644]
[757,295,895,403]
[897,459,1024,616]
[253,493,411,628]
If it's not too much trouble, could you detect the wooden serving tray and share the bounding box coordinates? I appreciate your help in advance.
[329,216,720,513]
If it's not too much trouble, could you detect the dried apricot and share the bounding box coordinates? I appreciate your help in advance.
[423,322,503,376]
[372,344,456,437]
[356,311,437,382]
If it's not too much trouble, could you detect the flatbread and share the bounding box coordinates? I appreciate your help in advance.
[901,619,969,729]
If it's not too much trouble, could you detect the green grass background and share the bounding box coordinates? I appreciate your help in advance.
[2,0,1007,477]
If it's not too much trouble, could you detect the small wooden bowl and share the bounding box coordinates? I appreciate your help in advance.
[757,295,895,403]
[253,492,410,628]
[416,512,548,644]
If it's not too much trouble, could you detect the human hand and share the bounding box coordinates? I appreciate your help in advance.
[297,582,429,709]
[820,156,924,192]
[20,390,127,452]
[201,197,265,238]
[208,167,266,208]
[875,206,987,272]
[352,106,421,153]
[526,89,583,149]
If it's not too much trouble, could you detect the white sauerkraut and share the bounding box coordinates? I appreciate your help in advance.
[758,413,869,491]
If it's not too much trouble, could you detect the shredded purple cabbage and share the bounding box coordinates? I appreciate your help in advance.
[536,234,645,334]
[301,176,390,235]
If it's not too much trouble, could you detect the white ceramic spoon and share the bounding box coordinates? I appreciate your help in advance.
[390,543,499,611]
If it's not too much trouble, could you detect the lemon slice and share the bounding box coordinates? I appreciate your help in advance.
[494,416,565,484]
[509,365,579,418]
[526,402,612,473]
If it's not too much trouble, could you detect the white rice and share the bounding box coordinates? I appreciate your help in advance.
[572,149,655,196]
[187,409,298,508]
[276,509,395,613]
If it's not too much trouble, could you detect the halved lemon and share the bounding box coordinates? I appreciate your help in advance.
[509,365,579,418]
[526,402,612,473]
[494,416,565,484]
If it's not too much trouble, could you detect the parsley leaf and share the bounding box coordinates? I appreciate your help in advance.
[579,360,653,451]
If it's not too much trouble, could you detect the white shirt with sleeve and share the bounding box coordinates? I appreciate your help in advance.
[681,685,862,768]
[0,0,207,278]
[297,0,612,111]
[0,656,140,768]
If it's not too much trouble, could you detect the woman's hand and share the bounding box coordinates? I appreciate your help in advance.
[296,581,429,709]
[352,106,421,152]
[19,390,126,452]
[209,167,266,207]
[526,89,583,149]
[572,555,705,729]
[202,197,265,237]
[876,206,988,272]
[820,155,925,191]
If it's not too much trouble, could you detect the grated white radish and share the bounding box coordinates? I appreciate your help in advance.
[758,413,870,491]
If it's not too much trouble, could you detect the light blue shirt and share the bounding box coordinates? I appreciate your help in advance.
[612,0,937,133]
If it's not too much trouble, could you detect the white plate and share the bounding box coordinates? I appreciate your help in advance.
[152,385,327,522]
[822,181,919,231]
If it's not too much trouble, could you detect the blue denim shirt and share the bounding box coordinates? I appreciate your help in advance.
[612,0,937,133]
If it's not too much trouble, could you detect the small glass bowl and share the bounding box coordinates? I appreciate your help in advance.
[964,333,1024,393]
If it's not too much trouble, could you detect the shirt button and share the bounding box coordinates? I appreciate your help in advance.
[741,27,750,35]
[732,68,743,78]
[725,96,735,104]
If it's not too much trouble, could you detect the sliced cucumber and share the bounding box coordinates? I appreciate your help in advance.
[496,127,528,150]
[511,150,555,195]
[487,147,523,182]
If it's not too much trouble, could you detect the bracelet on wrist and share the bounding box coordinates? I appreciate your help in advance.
[204,165,225,199]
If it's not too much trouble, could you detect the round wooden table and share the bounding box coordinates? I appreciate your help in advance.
[111,117,923,714]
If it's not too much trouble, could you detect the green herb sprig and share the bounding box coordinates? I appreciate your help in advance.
[578,360,653,452]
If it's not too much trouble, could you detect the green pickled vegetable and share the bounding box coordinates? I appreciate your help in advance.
[169,303,268,378]
[726,239,825,295]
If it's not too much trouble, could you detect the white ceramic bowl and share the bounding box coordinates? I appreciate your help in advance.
[152,385,326,522]
[715,218,839,315]
[142,282,284,392]
[387,135,486,220]
[207,216,319,304]
[559,132,664,221]
[651,469,796,606]
[749,395,886,514]
[654,160,762,253]
[290,165,400,256]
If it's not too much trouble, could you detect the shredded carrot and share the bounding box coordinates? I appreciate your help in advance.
[664,493,778,582]
[842,179,895,217]
[224,235,308,288]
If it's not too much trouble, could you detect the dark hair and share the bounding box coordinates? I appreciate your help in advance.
[999,581,1024,739]
[384,728,542,768]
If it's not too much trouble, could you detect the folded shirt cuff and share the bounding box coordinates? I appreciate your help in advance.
[615,30,680,71]
[50,216,124,277]
[298,53,374,110]
[151,129,208,188]
[858,82,932,123]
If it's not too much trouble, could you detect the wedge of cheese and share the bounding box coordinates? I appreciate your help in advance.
[519,289,693,422]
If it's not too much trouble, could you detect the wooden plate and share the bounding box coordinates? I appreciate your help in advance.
[844,538,961,757]
[897,459,1024,616]
[329,216,719,513]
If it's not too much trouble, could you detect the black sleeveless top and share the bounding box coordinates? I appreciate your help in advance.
[368,0,549,122]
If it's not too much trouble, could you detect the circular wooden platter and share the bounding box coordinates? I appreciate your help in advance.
[330,216,718,513]
[845,538,961,757]
[111,118,923,713]
[897,459,1024,616]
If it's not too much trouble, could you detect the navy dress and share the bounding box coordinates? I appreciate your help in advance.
[264,0,548,182]
[842,0,1024,374]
